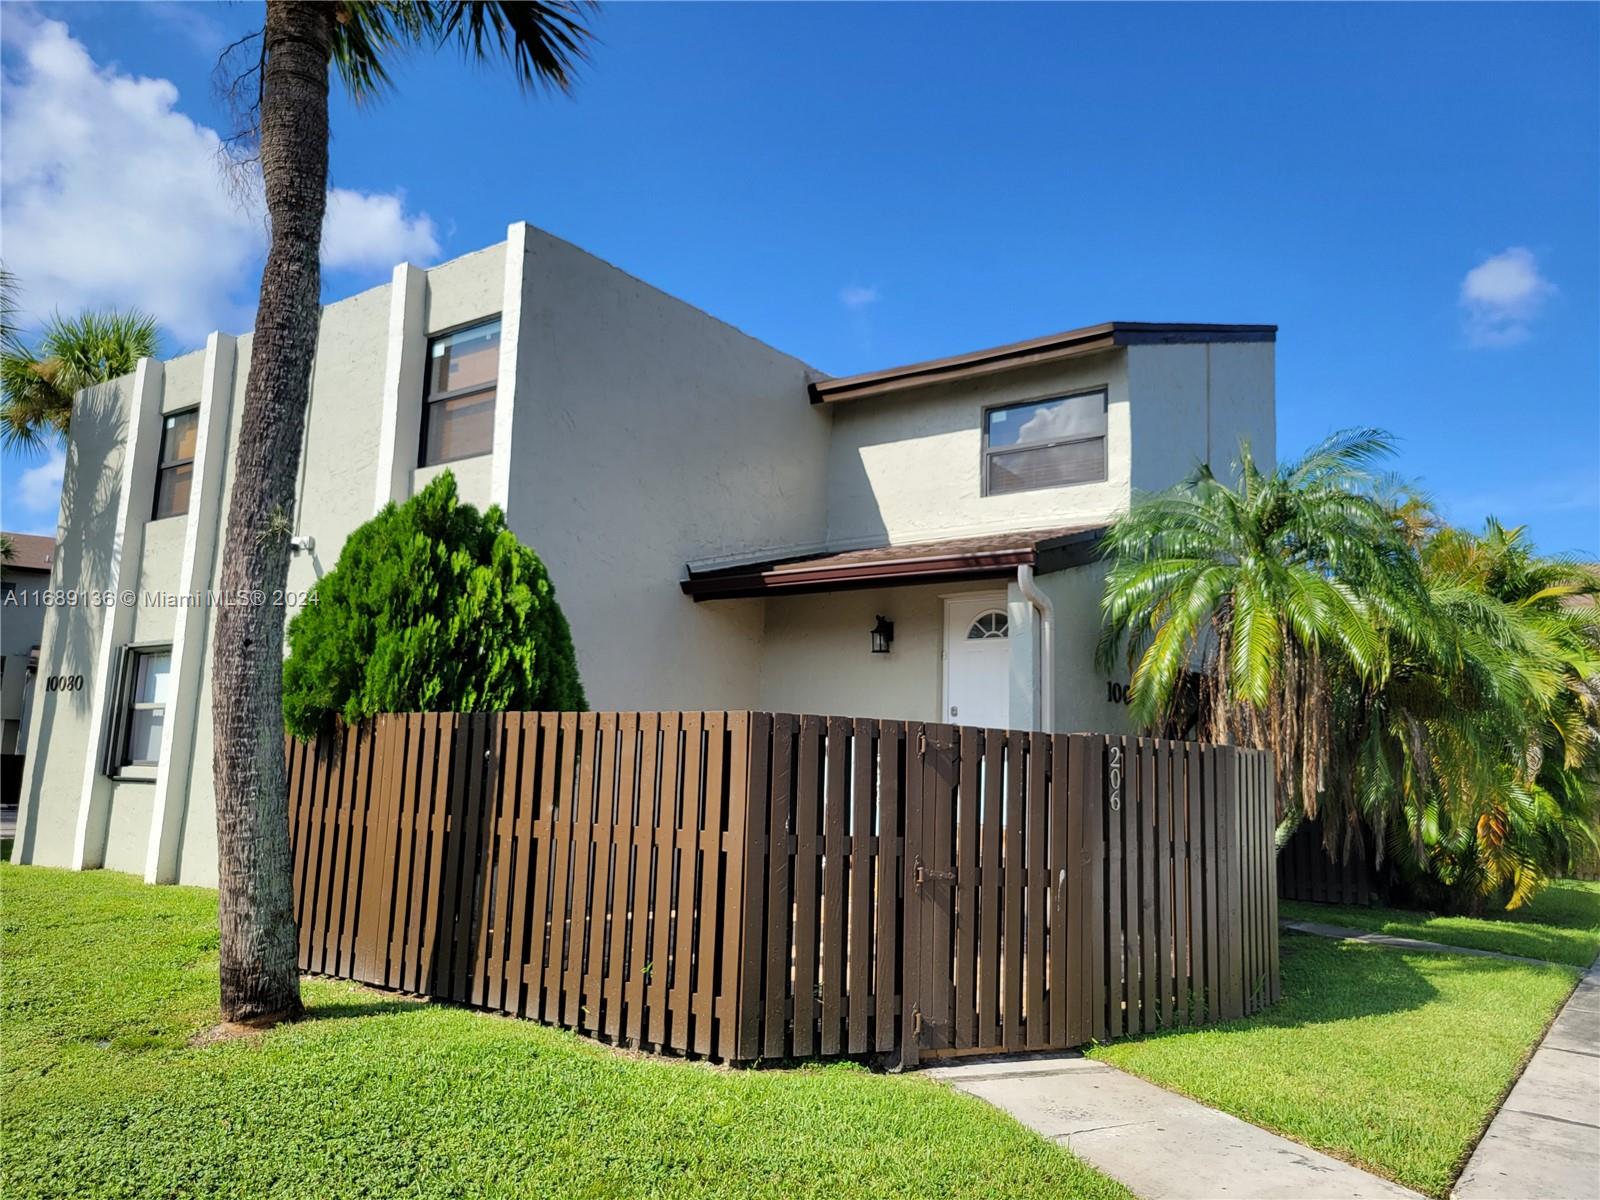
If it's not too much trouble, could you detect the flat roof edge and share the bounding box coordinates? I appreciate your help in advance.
[809,321,1277,404]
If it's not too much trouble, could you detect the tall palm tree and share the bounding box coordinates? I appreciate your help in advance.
[1097,429,1430,842]
[211,2,594,1024]
[0,299,160,448]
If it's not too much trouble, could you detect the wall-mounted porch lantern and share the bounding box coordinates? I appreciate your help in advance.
[871,615,895,654]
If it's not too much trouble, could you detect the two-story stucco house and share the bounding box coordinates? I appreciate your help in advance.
[13,222,1274,887]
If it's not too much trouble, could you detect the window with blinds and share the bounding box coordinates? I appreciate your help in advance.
[419,318,501,466]
[982,389,1107,495]
[152,409,199,519]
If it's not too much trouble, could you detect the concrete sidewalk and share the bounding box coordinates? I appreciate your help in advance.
[927,1054,1422,1199]
[1452,955,1600,1200]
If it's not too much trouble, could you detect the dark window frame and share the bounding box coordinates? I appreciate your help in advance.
[103,643,172,778]
[151,408,200,520]
[418,316,501,468]
[980,387,1109,497]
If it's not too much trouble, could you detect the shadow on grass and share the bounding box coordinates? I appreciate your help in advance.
[297,997,430,1024]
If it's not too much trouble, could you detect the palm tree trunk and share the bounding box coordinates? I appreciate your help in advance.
[210,0,332,1023]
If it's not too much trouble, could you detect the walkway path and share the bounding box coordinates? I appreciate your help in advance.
[926,1054,1422,1199]
[1452,954,1600,1200]
[1282,918,1558,967]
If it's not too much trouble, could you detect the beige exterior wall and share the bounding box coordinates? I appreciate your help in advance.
[13,377,132,869]
[501,227,828,713]
[14,220,1274,888]
[758,581,1003,723]
[823,351,1130,548]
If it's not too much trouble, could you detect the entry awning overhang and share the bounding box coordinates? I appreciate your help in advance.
[681,525,1106,601]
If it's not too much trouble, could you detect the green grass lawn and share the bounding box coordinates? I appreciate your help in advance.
[0,865,1127,1200]
[1090,932,1577,1197]
[1281,878,1600,968]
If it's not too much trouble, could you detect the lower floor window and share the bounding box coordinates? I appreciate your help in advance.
[113,646,172,771]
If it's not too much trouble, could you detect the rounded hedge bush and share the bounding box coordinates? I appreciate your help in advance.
[283,471,585,739]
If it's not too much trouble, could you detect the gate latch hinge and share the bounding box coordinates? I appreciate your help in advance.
[911,1004,923,1040]
[914,856,957,890]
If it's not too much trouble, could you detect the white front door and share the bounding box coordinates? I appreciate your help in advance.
[943,593,1011,728]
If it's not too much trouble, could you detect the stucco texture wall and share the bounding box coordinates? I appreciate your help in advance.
[502,228,829,713]
[758,580,1007,723]
[823,351,1131,549]
[14,377,131,868]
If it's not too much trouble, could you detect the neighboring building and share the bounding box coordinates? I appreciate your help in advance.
[13,222,1274,886]
[2,532,53,809]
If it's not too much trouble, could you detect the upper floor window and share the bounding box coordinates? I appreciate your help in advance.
[420,318,500,467]
[152,409,199,519]
[982,389,1107,496]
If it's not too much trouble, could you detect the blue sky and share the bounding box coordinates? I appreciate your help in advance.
[3,1,1596,554]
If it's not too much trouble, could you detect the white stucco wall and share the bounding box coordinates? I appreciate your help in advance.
[501,227,829,712]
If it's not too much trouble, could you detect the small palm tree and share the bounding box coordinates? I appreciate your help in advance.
[1097,429,1429,834]
[1386,520,1600,908]
[1,306,160,448]
[210,1,596,1025]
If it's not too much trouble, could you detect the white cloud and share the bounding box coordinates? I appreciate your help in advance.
[14,448,65,524]
[323,188,441,270]
[1459,247,1556,348]
[839,283,880,310]
[0,14,440,347]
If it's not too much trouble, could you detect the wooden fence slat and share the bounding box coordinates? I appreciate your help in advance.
[728,712,762,1061]
[979,729,1003,1050]
[927,723,955,1052]
[848,717,875,1055]
[1002,731,1025,1050]
[608,713,638,1042]
[1157,741,1175,1029]
[899,721,924,1070]
[873,722,902,1054]
[955,725,980,1050]
[792,714,822,1057]
[820,715,848,1056]
[763,714,794,1059]
[582,713,618,1033]
[691,712,724,1056]
[625,712,659,1043]
[505,714,538,1017]
[1082,734,1104,1042]
[1049,734,1070,1047]
[647,712,680,1048]
[1138,739,1157,1033]
[1024,733,1048,1048]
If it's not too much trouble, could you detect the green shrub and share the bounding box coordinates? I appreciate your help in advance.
[283,472,585,738]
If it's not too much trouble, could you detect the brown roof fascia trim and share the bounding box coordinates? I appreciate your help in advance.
[681,548,1036,602]
[809,321,1277,405]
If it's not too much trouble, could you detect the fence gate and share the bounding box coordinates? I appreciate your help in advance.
[899,727,1100,1064]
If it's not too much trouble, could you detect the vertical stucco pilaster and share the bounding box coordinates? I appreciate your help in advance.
[372,262,427,511]
[1006,581,1039,731]
[488,221,529,511]
[73,357,164,870]
[144,333,237,883]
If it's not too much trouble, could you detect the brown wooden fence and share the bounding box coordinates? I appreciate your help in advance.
[287,711,1277,1065]
[1276,817,1378,906]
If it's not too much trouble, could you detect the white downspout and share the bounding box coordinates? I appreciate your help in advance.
[1017,564,1054,732]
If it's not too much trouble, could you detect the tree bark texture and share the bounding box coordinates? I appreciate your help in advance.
[210,0,331,1022]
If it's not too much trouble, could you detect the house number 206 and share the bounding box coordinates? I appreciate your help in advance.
[1107,745,1123,812]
